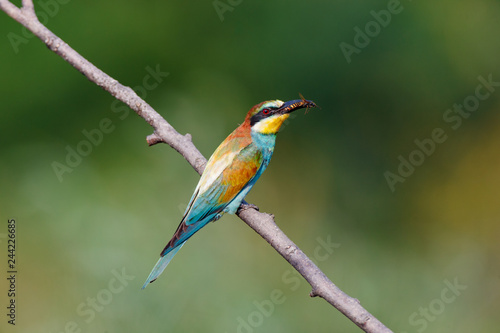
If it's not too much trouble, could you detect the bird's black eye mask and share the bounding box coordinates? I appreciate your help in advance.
[250,107,278,126]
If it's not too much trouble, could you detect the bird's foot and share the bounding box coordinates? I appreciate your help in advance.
[238,201,259,213]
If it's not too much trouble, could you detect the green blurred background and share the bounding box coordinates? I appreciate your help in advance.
[1,0,499,332]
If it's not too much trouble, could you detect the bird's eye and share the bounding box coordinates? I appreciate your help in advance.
[262,108,270,115]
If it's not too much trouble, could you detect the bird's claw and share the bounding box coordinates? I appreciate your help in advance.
[238,201,259,213]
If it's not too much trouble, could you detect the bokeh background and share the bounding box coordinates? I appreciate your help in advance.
[1,0,499,332]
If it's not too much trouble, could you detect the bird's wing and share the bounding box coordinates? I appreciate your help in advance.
[160,140,262,256]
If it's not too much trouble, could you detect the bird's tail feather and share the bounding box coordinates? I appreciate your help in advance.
[141,243,184,289]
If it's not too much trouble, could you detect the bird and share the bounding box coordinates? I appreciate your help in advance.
[142,98,317,289]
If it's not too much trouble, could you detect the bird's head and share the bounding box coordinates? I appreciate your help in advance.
[245,98,317,135]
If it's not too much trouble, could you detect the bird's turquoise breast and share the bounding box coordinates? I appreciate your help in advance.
[250,130,277,175]
[251,130,276,156]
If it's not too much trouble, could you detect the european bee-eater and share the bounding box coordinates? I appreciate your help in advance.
[142,98,316,289]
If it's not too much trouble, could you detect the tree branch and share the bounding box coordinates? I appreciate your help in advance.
[0,2,393,332]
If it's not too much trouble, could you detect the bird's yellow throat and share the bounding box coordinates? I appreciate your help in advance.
[252,114,290,134]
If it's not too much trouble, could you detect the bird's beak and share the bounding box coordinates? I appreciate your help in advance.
[278,99,317,114]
